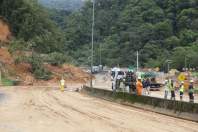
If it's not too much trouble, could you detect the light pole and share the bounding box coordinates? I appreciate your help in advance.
[185,56,187,71]
[136,51,139,72]
[90,0,95,87]
[99,43,102,65]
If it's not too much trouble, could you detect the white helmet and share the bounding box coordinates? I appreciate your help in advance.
[181,81,184,84]
[138,77,141,80]
[190,80,194,83]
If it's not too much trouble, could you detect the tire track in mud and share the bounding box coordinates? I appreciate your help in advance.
[23,89,70,124]
[47,90,198,132]
[1,87,198,132]
[46,92,128,130]
[46,89,138,131]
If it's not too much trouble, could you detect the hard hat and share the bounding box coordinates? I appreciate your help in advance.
[181,81,184,84]
[138,77,141,80]
[190,80,194,83]
[165,80,168,82]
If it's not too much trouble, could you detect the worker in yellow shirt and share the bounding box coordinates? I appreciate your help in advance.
[60,77,65,92]
[179,81,184,101]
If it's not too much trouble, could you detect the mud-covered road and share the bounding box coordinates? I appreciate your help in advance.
[0,86,197,132]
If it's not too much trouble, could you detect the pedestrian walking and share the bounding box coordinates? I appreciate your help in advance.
[188,80,194,103]
[164,80,169,99]
[179,81,184,101]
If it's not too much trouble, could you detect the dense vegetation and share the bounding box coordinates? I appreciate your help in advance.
[0,0,71,79]
[0,0,198,73]
[63,0,198,70]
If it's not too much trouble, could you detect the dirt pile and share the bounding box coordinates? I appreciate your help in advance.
[0,47,90,85]
[0,18,90,86]
[0,18,11,43]
[0,47,13,62]
[45,64,90,84]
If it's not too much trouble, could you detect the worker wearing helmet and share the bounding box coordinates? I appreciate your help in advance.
[136,77,143,96]
[188,80,194,103]
[179,81,185,101]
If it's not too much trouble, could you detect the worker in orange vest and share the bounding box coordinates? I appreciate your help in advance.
[136,77,143,96]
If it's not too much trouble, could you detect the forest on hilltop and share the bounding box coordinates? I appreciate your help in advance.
[63,0,198,70]
[0,0,198,73]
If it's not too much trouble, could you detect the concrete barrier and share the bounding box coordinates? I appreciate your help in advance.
[81,86,198,122]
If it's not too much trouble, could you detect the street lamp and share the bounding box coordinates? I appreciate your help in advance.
[90,0,95,87]
[137,51,139,72]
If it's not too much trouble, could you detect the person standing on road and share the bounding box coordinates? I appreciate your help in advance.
[125,71,132,93]
[179,81,185,101]
[136,77,143,96]
[164,80,169,99]
[142,78,146,95]
[111,70,119,92]
[60,77,65,92]
[145,78,151,95]
[188,80,194,103]
[169,79,175,100]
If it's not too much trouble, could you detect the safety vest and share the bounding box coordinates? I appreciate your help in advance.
[179,85,184,92]
[168,81,174,91]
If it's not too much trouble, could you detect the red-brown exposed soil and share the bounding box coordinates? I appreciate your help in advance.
[0,18,11,43]
[0,47,90,86]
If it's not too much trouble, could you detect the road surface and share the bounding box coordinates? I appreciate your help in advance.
[0,86,197,132]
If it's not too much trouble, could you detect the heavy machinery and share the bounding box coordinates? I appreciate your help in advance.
[140,72,163,90]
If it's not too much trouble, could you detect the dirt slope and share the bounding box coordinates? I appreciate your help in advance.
[0,86,197,132]
[0,18,11,42]
[0,47,90,85]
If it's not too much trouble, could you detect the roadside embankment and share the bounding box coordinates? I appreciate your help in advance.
[81,86,198,122]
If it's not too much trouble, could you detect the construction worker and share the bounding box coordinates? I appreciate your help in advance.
[164,80,169,99]
[60,77,65,92]
[145,78,151,95]
[136,77,143,96]
[188,80,194,103]
[142,78,146,95]
[179,81,185,101]
[169,79,175,100]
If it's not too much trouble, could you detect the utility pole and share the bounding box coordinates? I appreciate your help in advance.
[185,56,187,71]
[99,43,101,65]
[90,0,95,87]
[0,70,1,85]
[137,51,139,72]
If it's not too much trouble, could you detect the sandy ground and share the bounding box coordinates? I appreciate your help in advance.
[92,73,198,103]
[0,85,198,132]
